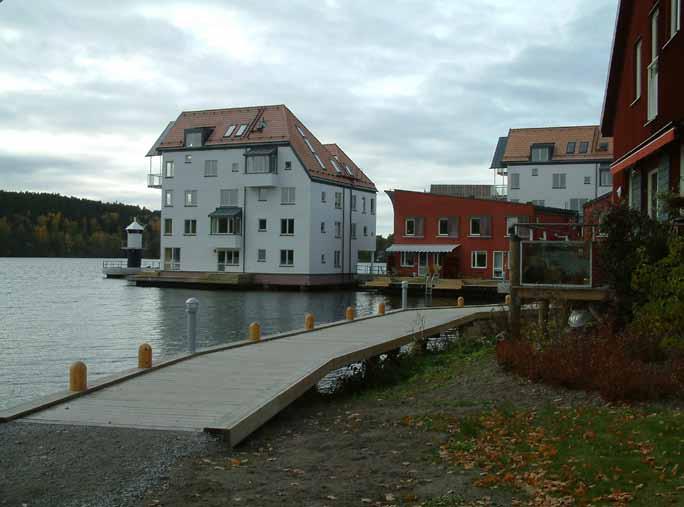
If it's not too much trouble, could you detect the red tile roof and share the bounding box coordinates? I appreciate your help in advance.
[147,105,376,191]
[502,126,613,164]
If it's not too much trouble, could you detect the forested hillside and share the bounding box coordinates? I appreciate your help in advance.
[0,191,160,258]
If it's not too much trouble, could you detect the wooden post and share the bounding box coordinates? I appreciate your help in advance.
[69,361,87,392]
[378,302,386,315]
[249,322,261,342]
[457,296,465,308]
[509,234,521,340]
[305,313,315,330]
[345,306,354,320]
[138,343,152,368]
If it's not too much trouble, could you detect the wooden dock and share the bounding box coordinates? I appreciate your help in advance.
[1,306,503,447]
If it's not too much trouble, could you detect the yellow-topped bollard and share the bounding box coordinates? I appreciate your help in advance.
[249,322,261,342]
[505,295,511,305]
[305,313,315,330]
[457,296,465,308]
[378,302,386,315]
[138,343,152,369]
[69,361,87,392]
[345,306,354,320]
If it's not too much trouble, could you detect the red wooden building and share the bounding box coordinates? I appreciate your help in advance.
[386,190,577,281]
[602,0,683,213]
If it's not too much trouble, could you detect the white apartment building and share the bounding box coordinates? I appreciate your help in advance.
[490,126,614,212]
[146,105,377,286]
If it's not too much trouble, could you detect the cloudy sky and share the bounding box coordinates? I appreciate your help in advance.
[0,0,617,235]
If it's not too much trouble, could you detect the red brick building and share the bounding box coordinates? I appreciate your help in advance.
[602,0,683,214]
[386,190,577,280]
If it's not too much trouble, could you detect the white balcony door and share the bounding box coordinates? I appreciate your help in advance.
[418,253,428,276]
[493,251,505,280]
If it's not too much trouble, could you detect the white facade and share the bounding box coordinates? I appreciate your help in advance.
[157,145,377,278]
[507,162,613,211]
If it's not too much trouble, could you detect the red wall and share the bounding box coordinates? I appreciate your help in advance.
[608,1,684,160]
[387,190,576,280]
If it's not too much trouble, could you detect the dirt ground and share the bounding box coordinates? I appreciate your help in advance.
[138,351,598,507]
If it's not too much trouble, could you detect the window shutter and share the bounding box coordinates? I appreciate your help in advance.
[448,217,458,237]
[630,170,642,211]
[416,217,424,236]
[657,155,670,220]
[481,216,492,236]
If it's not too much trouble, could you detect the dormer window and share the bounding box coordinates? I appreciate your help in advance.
[185,130,203,148]
[566,142,576,154]
[579,141,589,154]
[530,143,553,162]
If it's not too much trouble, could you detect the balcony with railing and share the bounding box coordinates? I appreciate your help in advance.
[147,173,162,189]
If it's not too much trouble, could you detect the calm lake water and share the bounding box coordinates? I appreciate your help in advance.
[0,258,449,410]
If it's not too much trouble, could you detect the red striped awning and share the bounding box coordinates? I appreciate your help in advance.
[611,127,676,175]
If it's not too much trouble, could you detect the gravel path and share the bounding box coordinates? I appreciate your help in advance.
[0,422,212,507]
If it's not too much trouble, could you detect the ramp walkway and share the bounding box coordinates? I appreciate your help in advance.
[1,306,501,446]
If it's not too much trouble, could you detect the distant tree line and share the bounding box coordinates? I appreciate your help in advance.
[0,190,160,258]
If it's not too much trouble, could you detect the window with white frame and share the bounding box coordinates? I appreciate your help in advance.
[280,218,294,235]
[184,219,197,235]
[211,216,241,234]
[370,198,375,215]
[552,173,567,189]
[334,250,341,268]
[351,195,357,211]
[362,197,366,213]
[281,187,296,205]
[164,190,173,207]
[405,218,415,236]
[363,226,368,236]
[246,155,272,174]
[184,190,197,206]
[531,168,538,176]
[204,160,218,177]
[400,252,416,267]
[257,249,266,262]
[530,144,552,162]
[164,247,181,271]
[471,251,487,269]
[185,154,192,164]
[648,8,660,121]
[220,189,238,207]
[635,39,642,101]
[584,176,591,185]
[320,221,326,233]
[510,173,520,189]
[671,0,681,38]
[164,160,175,178]
[232,162,239,173]
[321,191,326,203]
[280,249,294,266]
[285,161,292,170]
[438,218,449,236]
[351,223,357,239]
[258,218,267,232]
[185,130,202,147]
[579,141,589,154]
[469,216,491,237]
[599,165,613,186]
[257,188,268,202]
[217,249,239,270]
[164,218,172,235]
[334,221,341,238]
[321,253,326,264]
[334,192,342,209]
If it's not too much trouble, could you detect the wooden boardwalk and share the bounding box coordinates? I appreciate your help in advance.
[2,306,501,446]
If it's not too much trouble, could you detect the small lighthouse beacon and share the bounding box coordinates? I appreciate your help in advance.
[124,218,145,268]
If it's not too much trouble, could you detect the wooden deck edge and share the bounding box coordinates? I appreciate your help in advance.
[207,309,501,447]
[1,305,506,424]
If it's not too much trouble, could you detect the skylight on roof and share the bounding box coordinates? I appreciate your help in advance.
[296,125,306,137]
[330,158,342,174]
[344,164,354,176]
[224,125,236,137]
[303,138,315,153]
[314,153,326,170]
[235,124,248,137]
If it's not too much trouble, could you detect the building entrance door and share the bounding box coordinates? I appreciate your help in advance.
[418,252,428,276]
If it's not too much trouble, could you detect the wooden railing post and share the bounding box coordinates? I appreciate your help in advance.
[345,306,354,320]
[69,361,87,392]
[378,302,386,315]
[138,343,152,368]
[249,322,261,341]
[305,313,315,330]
